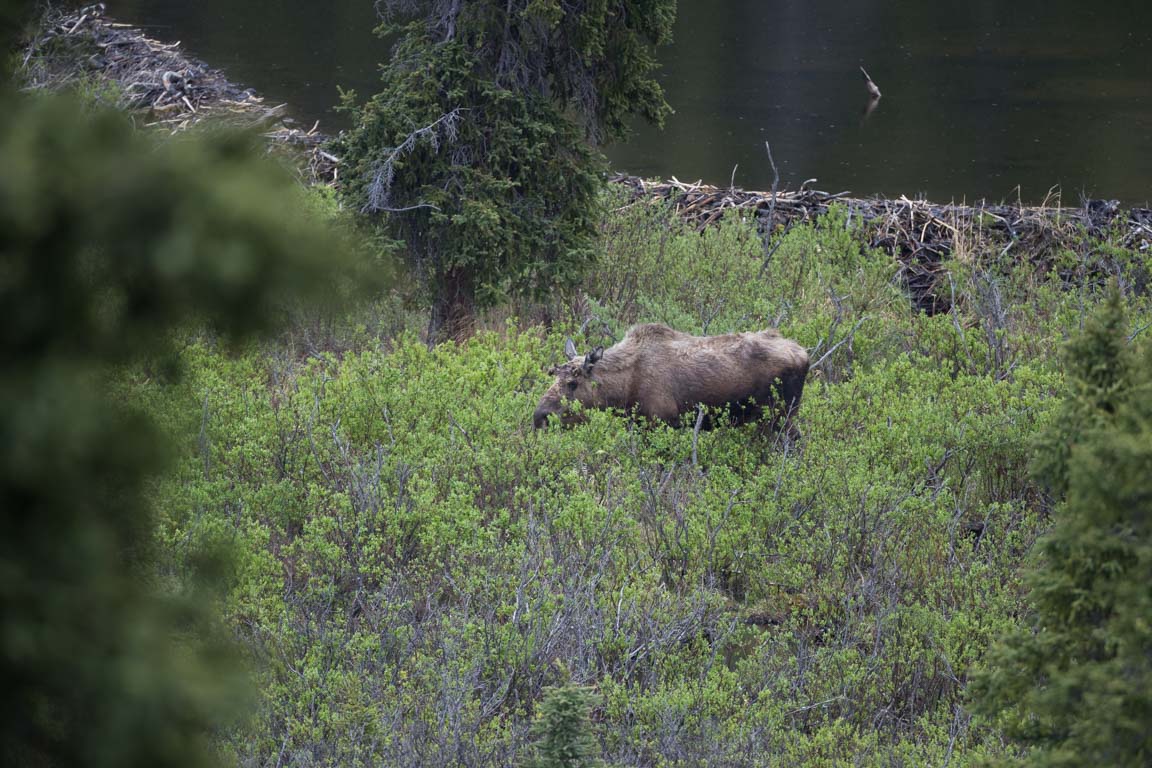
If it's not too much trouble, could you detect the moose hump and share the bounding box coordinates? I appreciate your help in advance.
[533,323,809,435]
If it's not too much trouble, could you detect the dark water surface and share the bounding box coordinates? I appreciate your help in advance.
[113,0,1152,205]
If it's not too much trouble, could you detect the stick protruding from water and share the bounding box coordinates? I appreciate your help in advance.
[860,66,882,100]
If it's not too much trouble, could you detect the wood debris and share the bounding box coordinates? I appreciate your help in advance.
[19,4,338,186]
[610,175,1152,314]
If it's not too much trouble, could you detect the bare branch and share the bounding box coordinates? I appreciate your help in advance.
[363,108,465,214]
[371,203,442,213]
[810,316,870,371]
[691,404,706,468]
[758,141,782,278]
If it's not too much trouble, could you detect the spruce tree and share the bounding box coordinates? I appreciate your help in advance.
[525,685,603,768]
[972,288,1152,766]
[337,0,675,341]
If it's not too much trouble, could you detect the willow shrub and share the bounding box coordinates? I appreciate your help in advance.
[134,195,1152,765]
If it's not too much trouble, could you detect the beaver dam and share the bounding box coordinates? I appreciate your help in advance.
[611,175,1152,313]
[19,4,339,185]
[22,6,1152,314]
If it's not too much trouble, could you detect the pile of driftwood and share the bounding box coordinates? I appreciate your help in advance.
[19,4,339,185]
[612,175,1152,313]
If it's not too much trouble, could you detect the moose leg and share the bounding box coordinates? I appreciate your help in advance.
[776,373,807,441]
[726,396,761,427]
[639,397,680,426]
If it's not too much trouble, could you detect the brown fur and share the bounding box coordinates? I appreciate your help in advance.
[533,323,809,434]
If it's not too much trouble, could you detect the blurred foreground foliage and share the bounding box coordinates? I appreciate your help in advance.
[527,685,603,768]
[972,290,1152,766]
[0,74,365,766]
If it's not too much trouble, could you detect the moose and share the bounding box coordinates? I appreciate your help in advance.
[533,323,809,436]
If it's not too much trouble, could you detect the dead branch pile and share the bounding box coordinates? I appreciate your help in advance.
[19,4,338,186]
[611,174,1152,313]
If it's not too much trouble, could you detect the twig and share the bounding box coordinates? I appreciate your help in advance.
[371,203,442,213]
[948,274,973,369]
[363,108,465,213]
[758,141,781,278]
[786,696,845,717]
[859,66,882,99]
[810,316,870,370]
[691,405,706,468]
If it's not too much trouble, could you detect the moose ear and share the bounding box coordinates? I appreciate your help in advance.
[564,337,578,360]
[584,346,604,372]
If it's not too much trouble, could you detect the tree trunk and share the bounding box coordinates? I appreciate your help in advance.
[427,266,477,345]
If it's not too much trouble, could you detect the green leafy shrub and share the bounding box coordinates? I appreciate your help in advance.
[130,180,1151,766]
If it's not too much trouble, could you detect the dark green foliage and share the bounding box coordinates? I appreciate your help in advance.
[337,41,602,334]
[0,0,28,57]
[526,685,603,768]
[2,107,354,363]
[371,0,674,143]
[1030,287,1134,499]
[0,84,357,767]
[972,291,1152,767]
[337,0,674,339]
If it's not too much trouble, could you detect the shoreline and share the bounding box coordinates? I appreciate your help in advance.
[19,5,1152,313]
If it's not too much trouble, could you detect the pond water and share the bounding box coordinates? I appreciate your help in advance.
[113,0,1152,205]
